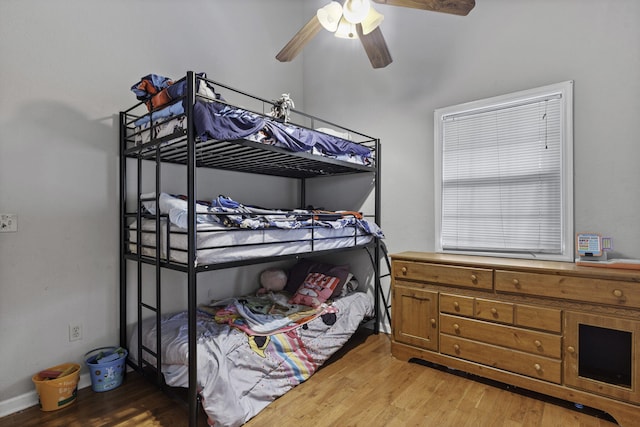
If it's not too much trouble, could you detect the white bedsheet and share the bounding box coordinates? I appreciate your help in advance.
[134,115,187,145]
[128,218,373,265]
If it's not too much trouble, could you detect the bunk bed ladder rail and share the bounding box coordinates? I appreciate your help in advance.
[365,240,392,332]
[121,72,201,427]
[135,131,166,383]
[119,108,170,388]
[367,135,388,333]
[119,111,164,378]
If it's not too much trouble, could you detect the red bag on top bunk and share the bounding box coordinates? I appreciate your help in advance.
[130,74,174,112]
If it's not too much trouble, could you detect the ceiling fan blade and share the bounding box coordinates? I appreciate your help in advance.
[372,0,475,16]
[356,24,393,69]
[276,16,323,62]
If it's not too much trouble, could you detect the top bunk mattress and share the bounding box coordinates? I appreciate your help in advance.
[122,72,377,177]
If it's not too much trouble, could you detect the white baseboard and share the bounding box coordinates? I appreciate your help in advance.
[0,373,91,418]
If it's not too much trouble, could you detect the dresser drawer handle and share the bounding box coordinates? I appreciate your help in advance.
[453,301,460,310]
[534,340,542,348]
[490,308,498,315]
[430,318,437,326]
[534,363,542,372]
[453,323,460,331]
[453,344,460,352]
[567,346,576,354]
[470,274,477,282]
[613,289,623,298]
[401,266,408,275]
[512,279,520,287]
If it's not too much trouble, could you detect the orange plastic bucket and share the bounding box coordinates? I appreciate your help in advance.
[32,363,80,411]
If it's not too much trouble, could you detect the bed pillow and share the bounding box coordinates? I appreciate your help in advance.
[290,271,342,308]
[285,259,350,298]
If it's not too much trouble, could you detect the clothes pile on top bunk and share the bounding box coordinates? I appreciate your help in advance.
[129,73,374,166]
[130,260,373,427]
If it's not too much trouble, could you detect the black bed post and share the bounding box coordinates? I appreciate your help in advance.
[186,71,199,427]
[374,138,382,334]
[119,112,127,349]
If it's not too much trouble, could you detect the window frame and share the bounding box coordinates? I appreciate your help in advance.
[434,81,574,261]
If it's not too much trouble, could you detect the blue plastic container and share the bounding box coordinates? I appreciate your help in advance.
[84,347,128,392]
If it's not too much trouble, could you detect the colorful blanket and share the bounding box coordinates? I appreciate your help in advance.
[131,291,373,427]
[199,292,337,336]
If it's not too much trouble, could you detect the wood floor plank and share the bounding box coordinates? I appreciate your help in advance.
[503,392,544,426]
[0,330,620,427]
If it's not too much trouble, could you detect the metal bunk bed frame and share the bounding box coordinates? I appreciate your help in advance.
[119,71,384,426]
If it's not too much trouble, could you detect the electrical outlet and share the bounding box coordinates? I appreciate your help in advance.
[0,214,17,232]
[69,324,82,341]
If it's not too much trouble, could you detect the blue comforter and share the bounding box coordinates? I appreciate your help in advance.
[193,101,372,158]
[131,73,373,161]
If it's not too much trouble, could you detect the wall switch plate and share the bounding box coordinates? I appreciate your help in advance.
[0,214,17,232]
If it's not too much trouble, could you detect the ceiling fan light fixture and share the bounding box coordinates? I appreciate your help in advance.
[360,6,384,35]
[342,0,371,24]
[317,1,343,32]
[278,0,474,68]
[334,16,358,39]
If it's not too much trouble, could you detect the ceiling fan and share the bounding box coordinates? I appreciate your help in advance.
[276,0,476,69]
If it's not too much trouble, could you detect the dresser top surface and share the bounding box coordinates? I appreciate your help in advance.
[391,251,640,281]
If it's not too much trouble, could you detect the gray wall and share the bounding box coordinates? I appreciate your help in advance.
[0,0,305,405]
[1,0,639,409]
[302,0,640,262]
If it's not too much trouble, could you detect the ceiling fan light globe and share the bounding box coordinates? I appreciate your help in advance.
[342,0,370,24]
[317,1,343,32]
[334,16,358,39]
[361,6,384,35]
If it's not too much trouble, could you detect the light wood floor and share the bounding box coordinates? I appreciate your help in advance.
[0,331,619,427]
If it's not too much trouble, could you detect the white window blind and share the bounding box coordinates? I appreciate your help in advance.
[435,81,573,260]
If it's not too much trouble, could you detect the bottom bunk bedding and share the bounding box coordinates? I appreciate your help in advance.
[130,290,373,427]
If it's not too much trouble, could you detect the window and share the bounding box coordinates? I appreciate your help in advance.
[434,81,573,261]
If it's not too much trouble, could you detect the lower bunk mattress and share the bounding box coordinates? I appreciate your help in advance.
[127,192,383,266]
[130,291,373,427]
[128,219,375,265]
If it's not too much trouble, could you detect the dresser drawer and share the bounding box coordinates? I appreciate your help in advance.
[440,314,562,358]
[440,293,474,317]
[495,270,640,308]
[440,335,562,384]
[515,304,562,333]
[394,261,493,290]
[475,298,514,324]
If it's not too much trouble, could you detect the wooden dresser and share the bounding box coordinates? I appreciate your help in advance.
[390,251,640,426]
